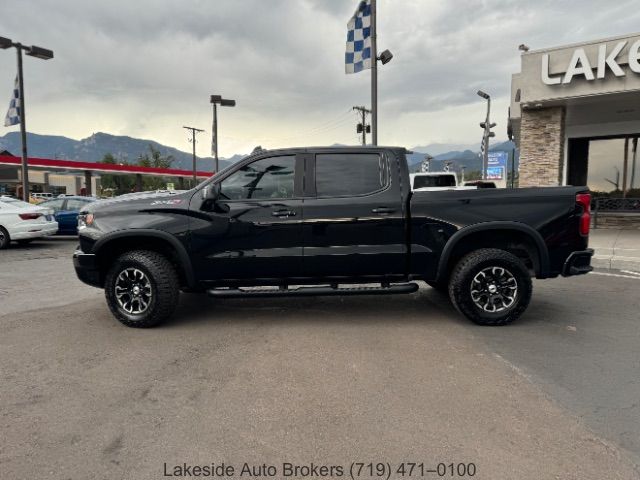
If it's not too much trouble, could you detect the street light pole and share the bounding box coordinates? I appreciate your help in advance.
[15,44,29,201]
[210,95,236,173]
[212,102,217,170]
[370,0,377,145]
[1,37,54,201]
[477,90,495,181]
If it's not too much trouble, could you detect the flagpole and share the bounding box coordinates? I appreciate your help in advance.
[370,0,377,145]
[16,44,29,202]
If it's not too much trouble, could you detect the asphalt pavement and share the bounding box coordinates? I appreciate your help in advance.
[1,238,639,480]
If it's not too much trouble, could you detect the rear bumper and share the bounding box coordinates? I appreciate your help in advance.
[11,221,58,240]
[562,249,594,276]
[73,248,101,288]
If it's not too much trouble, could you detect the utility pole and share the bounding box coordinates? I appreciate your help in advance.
[183,126,204,184]
[353,106,371,145]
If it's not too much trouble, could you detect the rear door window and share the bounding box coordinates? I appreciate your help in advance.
[315,153,388,197]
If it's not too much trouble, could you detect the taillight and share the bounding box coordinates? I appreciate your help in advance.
[18,212,42,220]
[576,192,591,236]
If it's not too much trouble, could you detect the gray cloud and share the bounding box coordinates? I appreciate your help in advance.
[1,0,639,156]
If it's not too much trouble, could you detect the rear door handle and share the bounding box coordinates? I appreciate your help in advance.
[372,207,395,214]
[271,209,296,217]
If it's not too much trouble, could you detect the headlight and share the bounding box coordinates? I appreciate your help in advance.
[78,213,94,229]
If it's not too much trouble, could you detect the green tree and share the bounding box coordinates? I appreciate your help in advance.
[99,153,134,196]
[137,144,175,190]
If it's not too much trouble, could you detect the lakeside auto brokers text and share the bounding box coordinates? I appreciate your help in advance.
[162,461,477,478]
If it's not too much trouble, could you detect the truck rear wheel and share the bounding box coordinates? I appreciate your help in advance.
[104,250,179,328]
[448,248,532,326]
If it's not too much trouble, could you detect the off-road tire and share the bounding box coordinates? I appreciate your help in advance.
[448,248,532,326]
[0,226,10,249]
[104,250,180,328]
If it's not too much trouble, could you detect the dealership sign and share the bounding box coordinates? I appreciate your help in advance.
[542,39,640,85]
[486,151,508,188]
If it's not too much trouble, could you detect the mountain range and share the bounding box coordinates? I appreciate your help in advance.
[0,131,242,172]
[0,131,517,175]
[406,141,518,175]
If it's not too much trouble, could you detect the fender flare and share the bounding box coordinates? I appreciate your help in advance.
[435,221,550,281]
[92,229,197,288]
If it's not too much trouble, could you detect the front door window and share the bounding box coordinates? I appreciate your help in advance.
[220,155,295,200]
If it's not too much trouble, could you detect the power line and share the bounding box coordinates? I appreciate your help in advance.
[260,109,354,143]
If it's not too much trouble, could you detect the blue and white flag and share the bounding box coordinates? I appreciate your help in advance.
[345,0,372,74]
[4,76,20,127]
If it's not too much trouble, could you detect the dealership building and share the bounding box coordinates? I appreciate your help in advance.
[510,32,640,206]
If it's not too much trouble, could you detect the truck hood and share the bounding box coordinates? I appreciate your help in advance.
[82,190,193,214]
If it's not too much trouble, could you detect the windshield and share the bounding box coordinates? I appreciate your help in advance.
[194,155,252,190]
[413,175,456,189]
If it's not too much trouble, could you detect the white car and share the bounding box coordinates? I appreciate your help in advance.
[409,172,477,192]
[0,197,59,249]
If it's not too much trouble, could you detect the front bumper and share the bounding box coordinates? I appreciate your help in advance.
[562,249,594,276]
[73,248,101,288]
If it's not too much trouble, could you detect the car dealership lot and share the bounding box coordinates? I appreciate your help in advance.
[1,238,639,479]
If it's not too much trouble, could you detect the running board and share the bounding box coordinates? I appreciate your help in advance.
[207,283,419,298]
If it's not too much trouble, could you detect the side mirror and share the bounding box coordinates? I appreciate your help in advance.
[202,183,221,201]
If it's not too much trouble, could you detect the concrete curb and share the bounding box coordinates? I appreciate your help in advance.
[590,230,640,273]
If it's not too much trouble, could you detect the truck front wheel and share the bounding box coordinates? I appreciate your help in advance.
[448,248,532,326]
[104,250,180,328]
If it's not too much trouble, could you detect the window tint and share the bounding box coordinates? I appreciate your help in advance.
[315,153,387,197]
[413,175,456,189]
[66,199,90,211]
[220,155,295,200]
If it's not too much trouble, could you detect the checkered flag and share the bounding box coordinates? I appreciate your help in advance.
[345,0,372,74]
[4,76,20,127]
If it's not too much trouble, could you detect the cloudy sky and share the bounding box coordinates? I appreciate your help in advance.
[1,0,640,158]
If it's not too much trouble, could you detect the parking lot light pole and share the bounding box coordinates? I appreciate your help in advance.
[0,36,54,201]
[477,90,495,180]
[210,95,236,173]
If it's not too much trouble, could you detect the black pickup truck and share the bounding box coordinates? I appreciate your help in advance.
[74,146,593,328]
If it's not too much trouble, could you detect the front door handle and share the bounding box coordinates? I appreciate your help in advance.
[372,207,395,214]
[271,209,296,217]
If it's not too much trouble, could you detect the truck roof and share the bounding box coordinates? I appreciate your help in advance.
[247,145,409,156]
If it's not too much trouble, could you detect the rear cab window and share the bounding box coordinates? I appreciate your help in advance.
[315,153,389,197]
[413,175,456,189]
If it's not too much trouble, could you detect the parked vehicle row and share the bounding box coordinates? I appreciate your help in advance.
[0,196,58,249]
[36,196,97,235]
[0,195,97,248]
